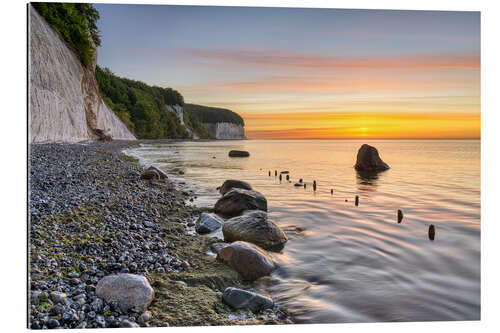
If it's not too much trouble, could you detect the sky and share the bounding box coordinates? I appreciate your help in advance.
[95,4,480,139]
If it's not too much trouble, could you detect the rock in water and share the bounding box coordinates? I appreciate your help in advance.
[228,150,250,157]
[222,210,287,251]
[195,212,224,234]
[223,287,274,313]
[210,242,230,254]
[219,179,253,195]
[398,209,404,223]
[96,274,154,312]
[217,241,275,280]
[146,165,168,179]
[354,144,390,172]
[140,169,160,180]
[215,188,267,217]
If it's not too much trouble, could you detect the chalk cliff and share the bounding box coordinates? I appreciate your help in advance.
[28,5,135,143]
[203,122,246,140]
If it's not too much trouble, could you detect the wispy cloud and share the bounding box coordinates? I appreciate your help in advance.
[182,48,479,71]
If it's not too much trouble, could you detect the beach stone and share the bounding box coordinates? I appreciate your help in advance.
[49,291,67,304]
[223,210,287,251]
[146,165,168,179]
[217,241,275,281]
[219,179,253,195]
[137,311,151,324]
[140,169,160,180]
[354,144,390,172]
[195,213,224,234]
[121,319,139,328]
[210,242,229,254]
[95,274,154,312]
[223,287,274,313]
[228,150,250,157]
[215,188,267,217]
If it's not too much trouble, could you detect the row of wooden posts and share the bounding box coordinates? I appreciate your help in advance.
[267,169,436,240]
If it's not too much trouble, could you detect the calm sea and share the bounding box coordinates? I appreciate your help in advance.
[126,139,480,323]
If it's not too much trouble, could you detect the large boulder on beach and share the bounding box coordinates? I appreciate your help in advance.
[223,210,287,251]
[217,241,275,281]
[354,144,390,172]
[228,150,250,157]
[146,165,168,179]
[222,287,274,313]
[214,188,267,217]
[195,212,224,234]
[96,274,154,312]
[219,180,253,195]
[140,169,160,180]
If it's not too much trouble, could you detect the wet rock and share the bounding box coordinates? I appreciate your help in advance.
[294,183,302,187]
[195,213,223,234]
[215,188,267,217]
[146,165,168,179]
[217,241,275,281]
[223,287,274,313]
[280,171,289,174]
[228,150,250,157]
[223,210,287,251]
[96,274,154,312]
[140,169,160,180]
[219,179,253,195]
[354,144,390,172]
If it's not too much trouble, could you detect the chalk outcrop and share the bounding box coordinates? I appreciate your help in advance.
[29,6,135,143]
[203,122,245,139]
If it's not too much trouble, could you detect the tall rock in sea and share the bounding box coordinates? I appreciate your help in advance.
[28,5,135,143]
[354,144,390,172]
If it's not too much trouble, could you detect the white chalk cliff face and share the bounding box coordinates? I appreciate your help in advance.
[29,6,135,143]
[166,105,184,125]
[203,122,245,139]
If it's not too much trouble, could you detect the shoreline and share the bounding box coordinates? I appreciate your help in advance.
[28,141,291,328]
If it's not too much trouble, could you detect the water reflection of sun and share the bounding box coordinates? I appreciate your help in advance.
[359,127,369,137]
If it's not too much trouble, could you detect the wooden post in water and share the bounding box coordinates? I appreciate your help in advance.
[313,180,317,191]
[275,170,277,177]
[355,195,359,206]
[397,209,403,223]
[268,171,271,177]
[428,225,436,241]
[279,174,282,182]
[330,189,333,195]
[286,175,290,181]
[299,178,303,183]
[304,183,306,189]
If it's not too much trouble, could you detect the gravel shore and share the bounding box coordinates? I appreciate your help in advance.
[28,141,290,329]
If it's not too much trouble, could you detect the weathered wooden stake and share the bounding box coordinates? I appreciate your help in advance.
[286,175,290,181]
[279,174,282,181]
[355,195,359,206]
[428,225,435,241]
[313,180,317,191]
[268,171,271,176]
[331,189,333,195]
[397,209,403,223]
[299,178,303,183]
[275,170,277,176]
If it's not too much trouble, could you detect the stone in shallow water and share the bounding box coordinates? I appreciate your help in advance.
[195,212,223,234]
[219,179,253,195]
[228,150,250,157]
[215,188,267,217]
[96,274,154,312]
[222,210,287,251]
[146,165,168,179]
[217,241,275,281]
[223,287,274,313]
[354,144,390,172]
